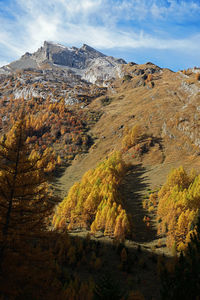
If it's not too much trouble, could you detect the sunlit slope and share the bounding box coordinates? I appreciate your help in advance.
[57,63,200,198]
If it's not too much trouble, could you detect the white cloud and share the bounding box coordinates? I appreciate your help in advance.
[0,0,199,66]
[116,0,200,20]
[0,60,9,67]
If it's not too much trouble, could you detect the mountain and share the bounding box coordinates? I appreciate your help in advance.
[1,42,200,172]
[1,43,200,178]
[1,41,200,299]
[56,62,200,196]
[0,41,126,85]
[1,42,200,233]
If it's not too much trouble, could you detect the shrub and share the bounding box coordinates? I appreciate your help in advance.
[147,74,153,82]
[123,74,132,81]
[195,73,200,81]
[100,96,112,106]
[122,125,143,150]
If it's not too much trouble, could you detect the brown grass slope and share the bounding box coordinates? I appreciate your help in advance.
[54,63,200,258]
[58,62,200,197]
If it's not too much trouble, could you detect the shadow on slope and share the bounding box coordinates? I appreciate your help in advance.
[121,164,157,243]
[1,228,170,300]
[50,164,71,197]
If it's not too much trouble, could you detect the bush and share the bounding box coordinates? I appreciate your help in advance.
[195,73,200,81]
[147,74,153,82]
[100,96,112,106]
[122,125,143,150]
[123,74,132,81]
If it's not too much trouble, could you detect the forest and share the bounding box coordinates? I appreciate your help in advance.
[53,151,130,240]
[0,107,200,299]
[0,80,102,169]
[147,167,200,251]
[0,120,149,299]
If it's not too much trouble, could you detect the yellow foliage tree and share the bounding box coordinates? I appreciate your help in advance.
[52,152,130,239]
[156,166,200,250]
[0,120,54,263]
[122,125,143,150]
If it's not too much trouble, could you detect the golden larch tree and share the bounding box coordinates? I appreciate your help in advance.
[0,120,54,263]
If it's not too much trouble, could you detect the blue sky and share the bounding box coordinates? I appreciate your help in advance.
[0,0,200,71]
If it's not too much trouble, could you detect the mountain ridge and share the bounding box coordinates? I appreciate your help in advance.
[0,41,127,85]
[1,40,200,300]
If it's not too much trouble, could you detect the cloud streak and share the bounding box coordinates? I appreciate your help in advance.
[0,0,200,68]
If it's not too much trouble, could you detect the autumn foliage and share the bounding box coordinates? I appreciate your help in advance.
[53,151,131,240]
[0,120,54,254]
[156,166,200,251]
[196,73,200,81]
[0,96,98,167]
[122,125,143,151]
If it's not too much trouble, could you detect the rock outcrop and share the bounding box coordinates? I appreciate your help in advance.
[0,41,127,85]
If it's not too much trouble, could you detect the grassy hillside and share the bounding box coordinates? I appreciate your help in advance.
[1,62,200,299]
[57,62,200,198]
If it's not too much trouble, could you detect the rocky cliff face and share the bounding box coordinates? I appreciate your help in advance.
[0,42,126,85]
[32,42,106,68]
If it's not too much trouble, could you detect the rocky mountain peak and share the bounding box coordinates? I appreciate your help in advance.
[35,41,105,63]
[0,41,127,84]
[80,44,105,56]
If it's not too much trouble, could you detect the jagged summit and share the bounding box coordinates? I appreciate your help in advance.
[41,41,105,59]
[0,42,127,84]
[43,41,99,53]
